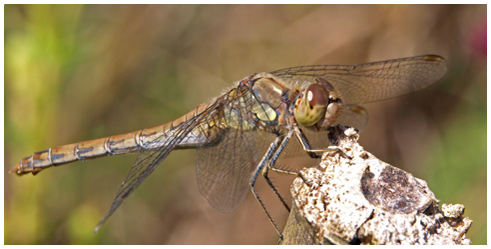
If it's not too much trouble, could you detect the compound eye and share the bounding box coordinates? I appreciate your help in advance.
[295,83,329,127]
[306,83,329,108]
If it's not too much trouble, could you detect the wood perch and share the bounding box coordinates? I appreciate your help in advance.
[281,125,472,245]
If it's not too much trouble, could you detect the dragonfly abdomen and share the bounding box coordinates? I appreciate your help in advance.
[11,105,211,176]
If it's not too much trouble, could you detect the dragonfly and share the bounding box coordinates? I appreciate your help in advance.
[10,54,447,240]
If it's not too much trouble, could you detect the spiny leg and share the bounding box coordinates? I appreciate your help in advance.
[266,126,318,187]
[293,125,352,159]
[250,136,285,241]
[261,129,300,211]
[261,167,291,212]
[260,131,295,212]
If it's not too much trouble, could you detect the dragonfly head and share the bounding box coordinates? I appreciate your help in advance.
[294,78,342,130]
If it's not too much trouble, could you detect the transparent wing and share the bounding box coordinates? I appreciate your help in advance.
[196,128,256,211]
[196,83,262,211]
[94,93,231,231]
[271,55,447,105]
[333,105,368,131]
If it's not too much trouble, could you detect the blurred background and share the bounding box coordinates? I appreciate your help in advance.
[4,5,486,244]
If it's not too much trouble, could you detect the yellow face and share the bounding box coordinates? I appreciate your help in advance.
[294,83,329,127]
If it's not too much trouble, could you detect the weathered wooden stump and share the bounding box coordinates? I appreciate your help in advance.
[281,126,472,245]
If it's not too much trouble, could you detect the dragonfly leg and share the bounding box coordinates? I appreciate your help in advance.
[250,135,285,241]
[261,166,291,212]
[292,126,321,159]
[260,130,296,212]
[265,128,314,188]
[293,125,352,159]
[267,129,299,175]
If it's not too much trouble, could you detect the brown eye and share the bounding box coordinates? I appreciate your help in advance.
[294,83,330,127]
[306,84,329,107]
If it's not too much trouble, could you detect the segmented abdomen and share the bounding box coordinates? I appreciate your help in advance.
[11,105,211,175]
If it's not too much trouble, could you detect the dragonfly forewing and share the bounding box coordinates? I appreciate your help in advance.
[271,54,447,105]
[327,105,368,132]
